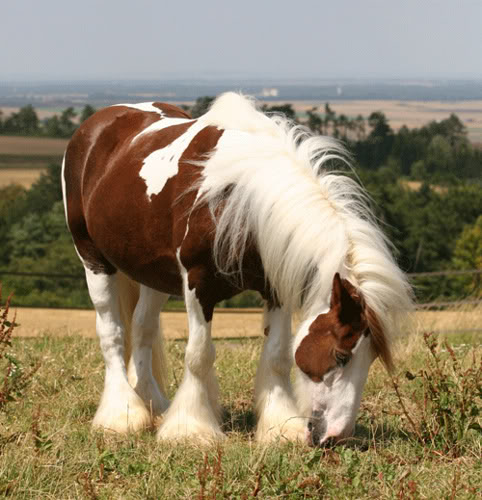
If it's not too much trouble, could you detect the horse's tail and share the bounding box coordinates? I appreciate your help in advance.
[117,272,168,396]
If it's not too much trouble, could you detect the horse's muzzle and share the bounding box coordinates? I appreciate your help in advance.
[306,410,327,447]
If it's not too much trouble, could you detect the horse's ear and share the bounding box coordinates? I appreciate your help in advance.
[330,272,343,310]
[331,273,362,324]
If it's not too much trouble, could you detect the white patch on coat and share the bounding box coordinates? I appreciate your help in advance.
[139,119,206,200]
[114,102,165,115]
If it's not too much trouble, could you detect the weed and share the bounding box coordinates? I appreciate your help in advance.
[197,447,225,500]
[0,286,39,412]
[31,405,53,453]
[393,332,481,457]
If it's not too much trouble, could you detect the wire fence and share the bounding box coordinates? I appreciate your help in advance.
[0,268,481,310]
[0,269,480,337]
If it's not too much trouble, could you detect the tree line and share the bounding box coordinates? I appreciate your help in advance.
[0,97,480,307]
[0,105,96,138]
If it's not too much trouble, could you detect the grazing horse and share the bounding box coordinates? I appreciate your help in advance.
[62,93,412,445]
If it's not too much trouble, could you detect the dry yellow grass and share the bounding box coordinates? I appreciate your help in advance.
[0,167,46,188]
[12,306,481,340]
[13,308,264,339]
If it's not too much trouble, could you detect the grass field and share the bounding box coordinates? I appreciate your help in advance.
[0,305,480,499]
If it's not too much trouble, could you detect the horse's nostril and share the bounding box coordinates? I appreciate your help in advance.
[307,421,313,432]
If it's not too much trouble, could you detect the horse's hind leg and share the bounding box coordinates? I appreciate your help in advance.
[85,268,151,433]
[255,306,304,442]
[127,285,170,418]
[157,267,223,442]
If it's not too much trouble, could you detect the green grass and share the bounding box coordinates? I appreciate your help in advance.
[0,332,480,499]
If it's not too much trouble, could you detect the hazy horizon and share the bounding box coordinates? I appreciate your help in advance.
[2,1,482,82]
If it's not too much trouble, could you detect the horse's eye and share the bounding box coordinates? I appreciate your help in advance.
[334,350,351,367]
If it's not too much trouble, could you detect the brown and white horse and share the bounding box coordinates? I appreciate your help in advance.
[62,93,412,445]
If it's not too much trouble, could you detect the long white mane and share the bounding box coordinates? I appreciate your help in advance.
[196,93,413,342]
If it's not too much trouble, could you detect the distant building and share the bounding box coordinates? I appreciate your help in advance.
[260,88,279,97]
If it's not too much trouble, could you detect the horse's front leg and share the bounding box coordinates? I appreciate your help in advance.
[255,306,305,442]
[157,268,223,442]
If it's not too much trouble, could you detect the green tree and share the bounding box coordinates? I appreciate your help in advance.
[190,96,215,118]
[306,107,322,134]
[4,202,88,307]
[43,115,63,137]
[59,107,77,137]
[3,105,40,135]
[24,163,63,215]
[354,114,366,141]
[451,215,482,297]
[262,103,296,121]
[80,104,96,123]
[324,103,336,136]
[0,185,27,263]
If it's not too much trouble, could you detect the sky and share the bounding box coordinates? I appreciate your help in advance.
[2,0,482,81]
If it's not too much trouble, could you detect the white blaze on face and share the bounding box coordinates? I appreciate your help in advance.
[308,334,376,445]
[139,118,209,200]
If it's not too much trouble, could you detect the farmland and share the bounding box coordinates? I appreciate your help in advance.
[0,135,67,187]
[291,99,482,144]
[0,304,480,498]
[1,98,482,189]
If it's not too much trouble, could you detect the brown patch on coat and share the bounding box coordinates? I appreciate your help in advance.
[63,105,163,274]
[295,273,368,382]
[264,326,270,337]
[64,103,200,291]
[152,102,192,119]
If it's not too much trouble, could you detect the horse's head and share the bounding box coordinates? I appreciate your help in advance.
[294,272,382,446]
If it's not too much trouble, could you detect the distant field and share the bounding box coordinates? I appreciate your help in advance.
[288,99,482,144]
[0,135,67,187]
[1,98,481,189]
[0,135,68,156]
[0,168,46,188]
